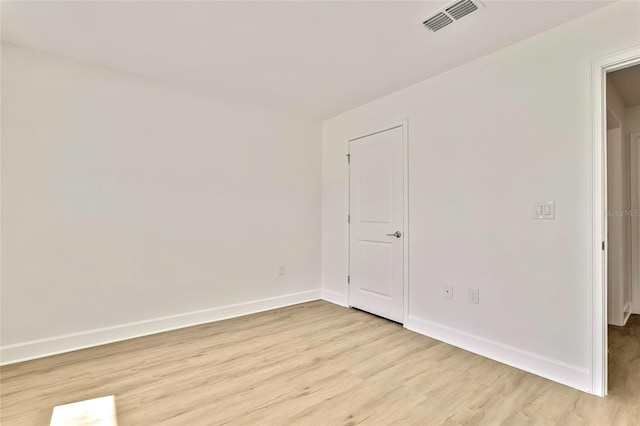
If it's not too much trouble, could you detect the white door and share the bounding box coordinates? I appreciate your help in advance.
[349,126,404,323]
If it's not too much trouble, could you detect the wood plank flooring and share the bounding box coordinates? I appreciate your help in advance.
[1,301,638,425]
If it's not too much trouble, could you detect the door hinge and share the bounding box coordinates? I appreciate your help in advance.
[602,241,605,251]
[347,275,350,284]
[348,214,350,224]
[346,153,351,164]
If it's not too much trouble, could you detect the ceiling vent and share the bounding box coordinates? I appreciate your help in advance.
[422,0,484,32]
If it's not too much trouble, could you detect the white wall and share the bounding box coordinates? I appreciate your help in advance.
[1,44,321,362]
[321,1,640,393]
[627,105,640,133]
[607,75,627,125]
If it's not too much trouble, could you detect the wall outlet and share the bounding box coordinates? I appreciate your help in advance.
[443,285,453,299]
[469,288,479,304]
[278,265,286,276]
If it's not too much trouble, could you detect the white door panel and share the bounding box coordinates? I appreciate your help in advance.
[357,240,393,297]
[349,126,404,323]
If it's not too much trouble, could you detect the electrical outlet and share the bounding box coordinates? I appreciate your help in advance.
[469,288,479,304]
[278,265,286,276]
[443,285,453,299]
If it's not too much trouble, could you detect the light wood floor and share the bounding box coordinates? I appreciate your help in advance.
[1,301,639,425]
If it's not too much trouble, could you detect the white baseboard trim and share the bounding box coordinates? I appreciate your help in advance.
[321,289,349,307]
[622,301,632,326]
[0,289,321,366]
[404,315,591,394]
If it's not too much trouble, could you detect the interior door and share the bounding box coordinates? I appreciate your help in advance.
[349,126,404,323]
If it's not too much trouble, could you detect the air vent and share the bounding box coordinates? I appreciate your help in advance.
[423,12,453,32]
[447,0,478,20]
[421,0,484,32]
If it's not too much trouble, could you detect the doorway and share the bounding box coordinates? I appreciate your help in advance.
[348,124,408,323]
[631,129,640,314]
[592,47,640,397]
[606,63,640,398]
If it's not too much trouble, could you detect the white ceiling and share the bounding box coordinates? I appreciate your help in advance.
[1,1,611,120]
[610,64,640,108]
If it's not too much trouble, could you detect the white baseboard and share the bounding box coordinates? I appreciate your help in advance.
[0,289,321,366]
[404,315,591,394]
[622,301,633,326]
[321,289,349,307]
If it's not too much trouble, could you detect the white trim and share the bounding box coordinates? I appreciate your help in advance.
[321,289,349,307]
[622,301,632,326]
[591,45,640,397]
[347,120,409,323]
[347,121,406,144]
[402,122,410,323]
[405,315,591,393]
[0,289,321,366]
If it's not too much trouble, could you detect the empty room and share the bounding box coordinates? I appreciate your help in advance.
[1,1,639,425]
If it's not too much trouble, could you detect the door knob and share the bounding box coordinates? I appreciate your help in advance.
[386,231,402,238]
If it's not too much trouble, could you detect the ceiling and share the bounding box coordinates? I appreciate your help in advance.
[610,64,640,108]
[1,1,612,120]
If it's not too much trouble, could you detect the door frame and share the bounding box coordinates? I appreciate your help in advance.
[347,120,409,323]
[590,46,640,397]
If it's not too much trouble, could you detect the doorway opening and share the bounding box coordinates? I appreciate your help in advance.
[592,46,640,397]
[605,63,640,396]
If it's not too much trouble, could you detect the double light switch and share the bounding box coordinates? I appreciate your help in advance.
[533,201,555,219]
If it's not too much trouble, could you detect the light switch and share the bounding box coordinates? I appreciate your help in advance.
[533,202,555,219]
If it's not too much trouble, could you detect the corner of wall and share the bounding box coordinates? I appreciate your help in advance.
[320,289,348,307]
